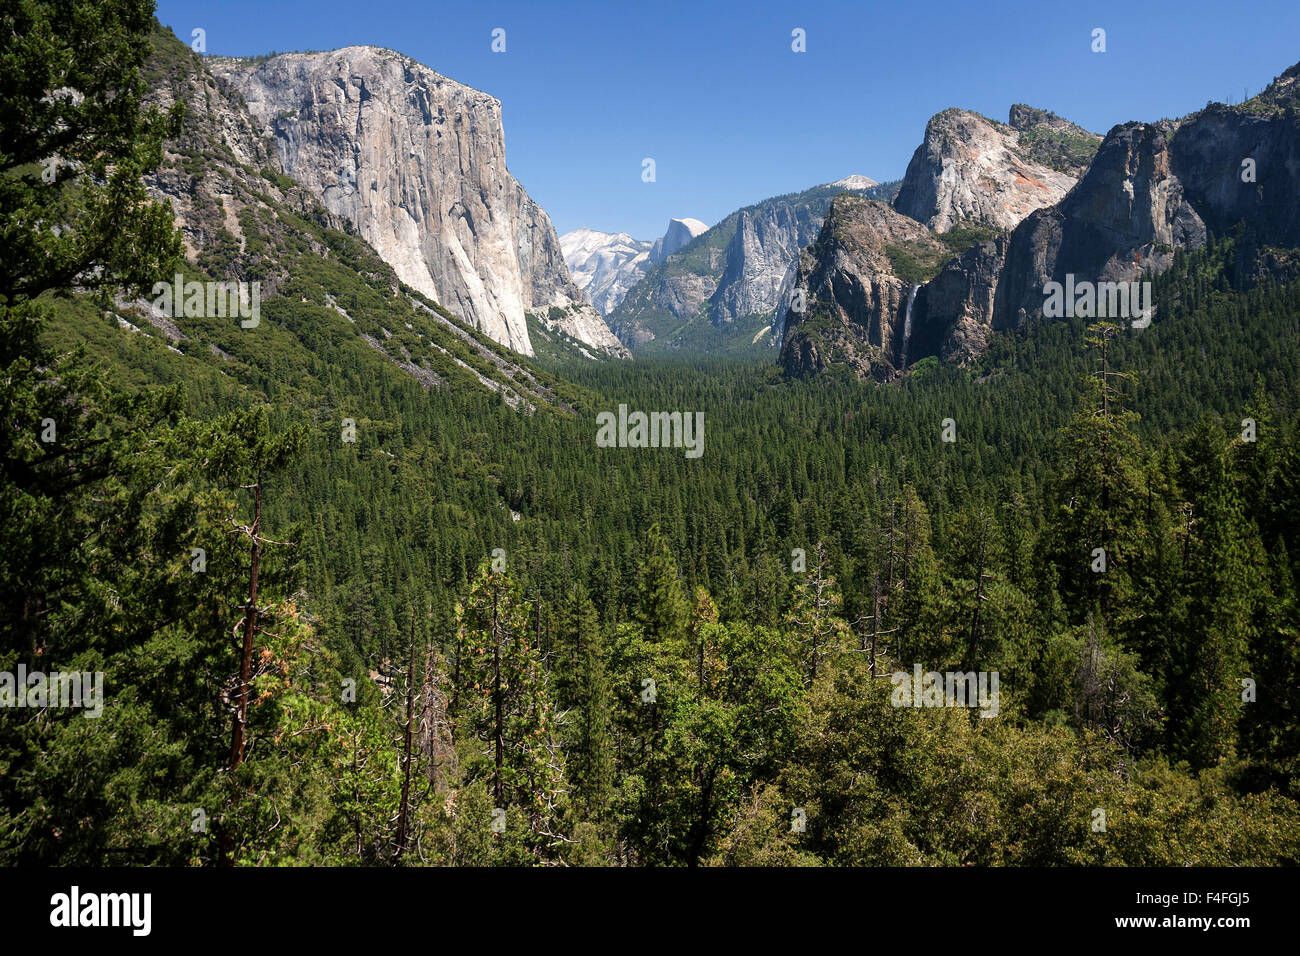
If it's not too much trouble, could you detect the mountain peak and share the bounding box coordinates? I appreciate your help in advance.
[649,217,710,264]
[1009,104,1083,132]
[830,174,878,190]
[894,105,1099,232]
[1238,60,1300,113]
[560,229,654,316]
[670,216,708,234]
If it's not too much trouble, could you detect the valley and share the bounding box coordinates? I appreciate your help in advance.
[4,2,1300,875]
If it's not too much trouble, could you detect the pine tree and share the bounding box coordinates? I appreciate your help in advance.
[1168,420,1264,768]
[456,561,568,858]
[560,584,613,818]
[0,0,182,305]
[1051,322,1147,627]
[634,523,690,651]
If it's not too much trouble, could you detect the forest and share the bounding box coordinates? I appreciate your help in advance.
[2,1,1298,867]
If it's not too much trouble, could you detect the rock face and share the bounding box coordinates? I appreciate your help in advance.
[136,27,567,409]
[893,107,1099,233]
[991,121,1207,330]
[649,218,709,264]
[988,86,1300,329]
[713,202,811,323]
[559,228,653,315]
[211,46,626,358]
[780,196,951,380]
[909,235,1009,367]
[1167,103,1300,249]
[787,63,1300,380]
[716,180,894,329]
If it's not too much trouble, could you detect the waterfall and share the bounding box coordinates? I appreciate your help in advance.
[900,283,919,368]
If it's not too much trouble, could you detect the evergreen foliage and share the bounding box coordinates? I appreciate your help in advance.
[3,1,1299,866]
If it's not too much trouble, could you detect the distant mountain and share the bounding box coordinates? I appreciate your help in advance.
[649,218,710,264]
[209,46,626,358]
[608,178,899,354]
[830,174,879,190]
[559,217,717,317]
[560,228,653,316]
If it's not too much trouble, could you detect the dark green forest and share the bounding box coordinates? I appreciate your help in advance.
[2,2,1299,867]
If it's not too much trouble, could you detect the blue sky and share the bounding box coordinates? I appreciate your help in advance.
[156,0,1300,240]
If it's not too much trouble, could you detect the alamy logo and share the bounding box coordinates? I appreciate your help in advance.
[890,665,1000,718]
[0,665,103,717]
[596,404,704,459]
[1042,275,1153,328]
[50,886,150,936]
[151,274,260,328]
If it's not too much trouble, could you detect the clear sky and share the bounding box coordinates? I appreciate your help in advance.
[156,0,1300,241]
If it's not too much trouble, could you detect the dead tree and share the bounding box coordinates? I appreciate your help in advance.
[787,542,844,684]
[394,609,418,861]
[227,469,264,772]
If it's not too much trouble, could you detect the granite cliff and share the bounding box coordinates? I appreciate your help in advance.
[782,63,1300,379]
[212,46,626,358]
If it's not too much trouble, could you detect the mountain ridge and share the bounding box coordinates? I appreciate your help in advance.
[780,59,1300,380]
[609,178,899,354]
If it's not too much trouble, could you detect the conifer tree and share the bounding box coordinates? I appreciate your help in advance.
[634,523,690,651]
[1168,420,1264,768]
[457,561,568,857]
[786,542,848,684]
[560,584,613,818]
[1052,322,1147,626]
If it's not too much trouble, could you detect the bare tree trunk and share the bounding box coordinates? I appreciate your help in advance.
[697,621,705,695]
[419,632,455,793]
[227,472,262,772]
[353,731,362,861]
[968,521,988,674]
[221,471,263,866]
[871,573,880,679]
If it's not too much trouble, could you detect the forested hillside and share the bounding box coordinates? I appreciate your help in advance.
[3,1,1299,868]
[10,225,1300,864]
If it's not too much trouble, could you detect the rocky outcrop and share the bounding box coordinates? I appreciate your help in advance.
[992,121,1207,329]
[791,62,1300,381]
[711,201,808,323]
[909,235,1009,367]
[560,228,653,315]
[211,46,626,358]
[893,107,1098,233]
[143,35,357,302]
[878,119,1212,365]
[649,218,709,264]
[779,196,951,380]
[1167,102,1300,249]
[990,87,1300,329]
[1007,105,1103,178]
[717,179,890,330]
[135,27,569,409]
